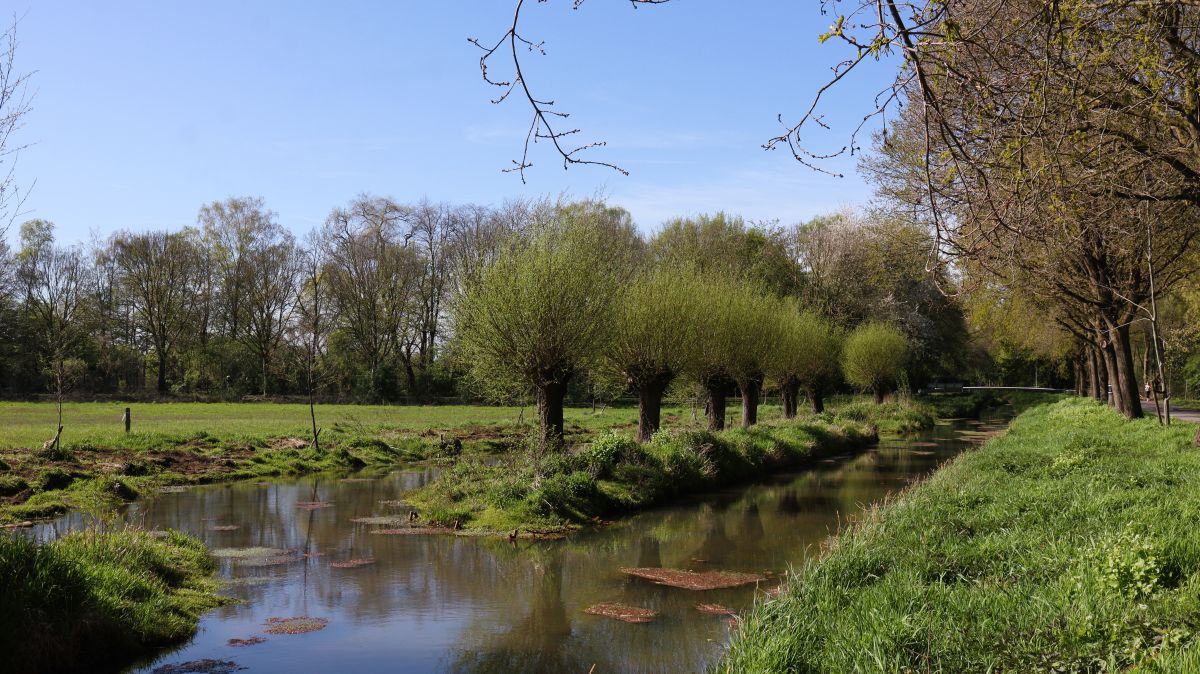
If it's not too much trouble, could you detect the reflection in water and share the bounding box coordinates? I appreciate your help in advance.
[34,414,1006,674]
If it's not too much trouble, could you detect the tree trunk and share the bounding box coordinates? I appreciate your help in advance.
[873,387,885,404]
[706,386,727,432]
[638,381,667,443]
[807,386,826,414]
[536,380,567,452]
[635,376,671,443]
[1085,346,1100,399]
[780,378,800,419]
[739,377,762,429]
[156,348,169,395]
[1109,322,1144,419]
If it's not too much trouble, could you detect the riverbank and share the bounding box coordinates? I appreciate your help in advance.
[405,397,959,534]
[719,398,1200,672]
[0,528,225,673]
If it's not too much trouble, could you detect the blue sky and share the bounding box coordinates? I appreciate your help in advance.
[9,1,899,243]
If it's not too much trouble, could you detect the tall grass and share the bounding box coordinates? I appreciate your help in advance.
[719,398,1200,673]
[0,528,223,673]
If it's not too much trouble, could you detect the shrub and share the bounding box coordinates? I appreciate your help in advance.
[842,322,909,403]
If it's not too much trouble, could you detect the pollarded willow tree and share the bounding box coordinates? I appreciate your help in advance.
[680,275,770,432]
[727,288,784,429]
[604,265,704,442]
[772,305,842,417]
[454,202,638,453]
[842,322,909,404]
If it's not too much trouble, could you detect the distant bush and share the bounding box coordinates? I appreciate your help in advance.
[842,323,910,404]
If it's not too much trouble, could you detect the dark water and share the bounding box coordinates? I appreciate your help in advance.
[37,414,1009,674]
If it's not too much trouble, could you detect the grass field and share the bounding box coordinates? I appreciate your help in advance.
[0,400,636,450]
[719,398,1200,673]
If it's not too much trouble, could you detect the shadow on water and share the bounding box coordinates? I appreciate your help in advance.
[33,411,1011,674]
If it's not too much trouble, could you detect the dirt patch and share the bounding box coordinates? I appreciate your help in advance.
[330,558,375,569]
[619,567,767,590]
[152,660,245,674]
[351,516,410,525]
[295,501,334,510]
[270,438,310,450]
[584,602,658,623]
[227,637,266,647]
[210,547,289,559]
[264,616,329,635]
[370,526,456,535]
[695,603,736,615]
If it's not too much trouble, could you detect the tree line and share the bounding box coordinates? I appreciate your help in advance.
[0,197,976,414]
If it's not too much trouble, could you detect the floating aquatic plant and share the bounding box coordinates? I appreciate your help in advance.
[330,558,375,569]
[583,603,657,623]
[264,617,329,635]
[619,567,766,590]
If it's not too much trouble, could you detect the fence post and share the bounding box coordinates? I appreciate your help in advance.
[123,407,131,433]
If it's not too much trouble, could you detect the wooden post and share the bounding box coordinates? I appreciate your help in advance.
[123,407,131,433]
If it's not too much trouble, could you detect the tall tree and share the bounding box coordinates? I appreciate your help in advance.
[111,230,203,394]
[454,202,636,453]
[604,265,703,442]
[320,195,420,400]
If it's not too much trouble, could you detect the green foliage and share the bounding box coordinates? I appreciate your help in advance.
[603,264,704,391]
[771,305,843,392]
[454,203,636,400]
[842,322,910,401]
[720,399,1200,673]
[0,528,224,672]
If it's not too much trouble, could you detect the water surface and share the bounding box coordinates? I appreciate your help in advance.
[39,413,1009,674]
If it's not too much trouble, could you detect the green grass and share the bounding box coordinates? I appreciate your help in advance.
[718,398,1200,673]
[0,528,225,673]
[0,400,641,450]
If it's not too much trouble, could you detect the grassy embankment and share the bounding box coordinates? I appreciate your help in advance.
[0,528,225,673]
[405,396,969,534]
[720,397,1200,673]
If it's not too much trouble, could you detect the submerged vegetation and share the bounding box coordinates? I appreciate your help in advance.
[0,528,224,673]
[720,398,1200,672]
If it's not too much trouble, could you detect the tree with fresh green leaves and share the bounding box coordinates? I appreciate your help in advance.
[680,275,761,431]
[727,288,783,428]
[604,265,703,442]
[771,305,843,417]
[842,322,909,404]
[454,203,636,453]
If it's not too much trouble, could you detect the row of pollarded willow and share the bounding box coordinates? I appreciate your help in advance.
[454,204,911,451]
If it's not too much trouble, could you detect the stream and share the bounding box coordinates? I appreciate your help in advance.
[37,412,1011,674]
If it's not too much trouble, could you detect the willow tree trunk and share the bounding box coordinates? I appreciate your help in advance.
[635,376,671,443]
[780,379,800,419]
[873,387,885,404]
[739,377,762,429]
[536,381,567,452]
[807,386,826,414]
[707,386,727,432]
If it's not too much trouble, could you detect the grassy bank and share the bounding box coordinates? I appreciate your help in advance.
[404,399,956,533]
[720,398,1200,673]
[0,528,224,673]
[0,396,952,525]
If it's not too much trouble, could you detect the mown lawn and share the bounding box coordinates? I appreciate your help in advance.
[719,398,1200,673]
